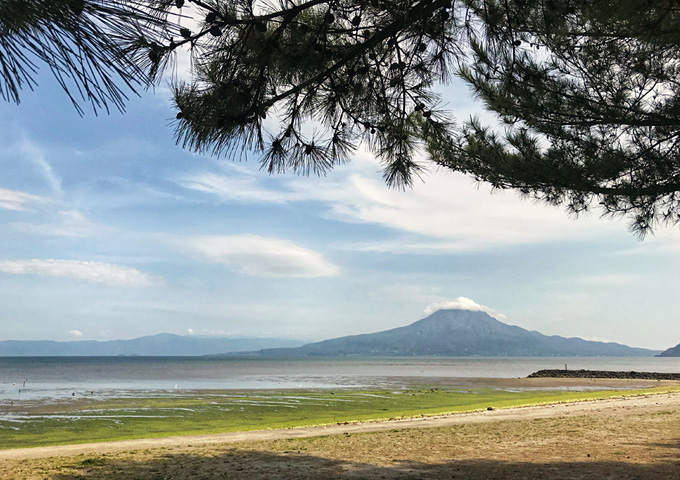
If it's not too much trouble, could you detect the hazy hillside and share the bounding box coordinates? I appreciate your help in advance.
[0,334,304,356]
[255,309,657,357]
[657,343,680,357]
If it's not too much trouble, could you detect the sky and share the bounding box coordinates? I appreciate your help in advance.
[1,66,680,351]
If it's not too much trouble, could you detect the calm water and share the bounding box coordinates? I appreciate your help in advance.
[2,356,680,401]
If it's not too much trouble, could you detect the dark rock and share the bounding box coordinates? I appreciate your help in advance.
[527,369,680,380]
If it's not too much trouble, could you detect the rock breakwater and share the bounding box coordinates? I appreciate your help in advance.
[528,369,680,380]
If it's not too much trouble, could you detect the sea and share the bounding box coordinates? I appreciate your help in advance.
[2,356,680,402]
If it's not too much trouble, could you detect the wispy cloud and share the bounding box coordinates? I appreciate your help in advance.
[0,259,161,287]
[182,172,298,204]
[577,274,635,285]
[180,156,623,252]
[424,296,506,319]
[18,137,63,196]
[0,187,46,211]
[322,171,618,251]
[69,330,84,338]
[614,228,680,255]
[11,210,109,237]
[185,234,340,278]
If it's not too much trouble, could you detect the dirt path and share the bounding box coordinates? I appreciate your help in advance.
[2,391,677,461]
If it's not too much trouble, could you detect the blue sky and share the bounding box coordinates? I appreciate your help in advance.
[1,72,679,350]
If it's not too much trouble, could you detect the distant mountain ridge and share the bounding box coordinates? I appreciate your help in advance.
[0,334,304,356]
[253,309,657,357]
[657,343,680,357]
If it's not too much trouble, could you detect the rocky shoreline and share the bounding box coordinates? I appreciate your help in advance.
[528,369,680,381]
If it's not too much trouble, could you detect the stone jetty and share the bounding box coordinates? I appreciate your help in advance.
[528,369,680,381]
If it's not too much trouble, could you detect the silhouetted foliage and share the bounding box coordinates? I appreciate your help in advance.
[155,0,461,188]
[0,0,169,114]
[449,0,680,236]
[4,1,679,234]
[139,0,679,235]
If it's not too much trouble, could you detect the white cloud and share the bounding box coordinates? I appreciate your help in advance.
[11,210,109,237]
[424,296,506,319]
[69,330,83,338]
[185,234,340,278]
[578,335,614,343]
[180,152,624,252]
[0,260,161,287]
[0,187,46,211]
[184,328,228,337]
[322,170,619,251]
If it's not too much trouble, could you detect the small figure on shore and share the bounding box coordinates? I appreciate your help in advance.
[565,364,568,371]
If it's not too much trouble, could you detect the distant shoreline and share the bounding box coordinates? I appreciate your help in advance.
[528,369,680,380]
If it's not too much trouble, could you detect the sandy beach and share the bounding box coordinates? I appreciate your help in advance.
[1,381,679,479]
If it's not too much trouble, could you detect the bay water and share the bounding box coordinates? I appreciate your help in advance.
[2,356,680,402]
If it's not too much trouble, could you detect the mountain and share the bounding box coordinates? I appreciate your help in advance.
[254,309,657,357]
[0,334,304,356]
[657,343,680,357]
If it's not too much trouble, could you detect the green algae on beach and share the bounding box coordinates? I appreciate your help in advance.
[2,386,679,449]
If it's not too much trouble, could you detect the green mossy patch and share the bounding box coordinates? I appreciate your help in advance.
[3,386,678,449]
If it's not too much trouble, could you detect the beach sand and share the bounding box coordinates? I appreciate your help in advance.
[1,381,679,479]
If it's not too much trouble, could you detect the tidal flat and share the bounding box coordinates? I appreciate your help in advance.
[3,382,679,449]
[2,389,680,480]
